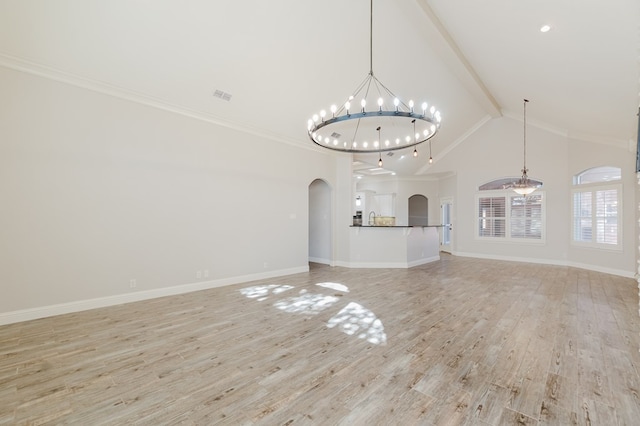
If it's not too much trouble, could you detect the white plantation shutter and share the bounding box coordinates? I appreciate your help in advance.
[510,194,542,239]
[571,181,621,249]
[595,189,618,245]
[478,197,506,237]
[572,191,592,242]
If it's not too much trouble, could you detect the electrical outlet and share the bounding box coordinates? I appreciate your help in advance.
[263,262,268,268]
[196,271,202,279]
[204,269,209,278]
[129,279,137,288]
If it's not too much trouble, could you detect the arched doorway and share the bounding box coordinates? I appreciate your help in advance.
[408,194,428,226]
[308,179,332,265]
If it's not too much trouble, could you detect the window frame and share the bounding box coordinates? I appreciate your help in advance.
[571,182,622,251]
[475,190,546,244]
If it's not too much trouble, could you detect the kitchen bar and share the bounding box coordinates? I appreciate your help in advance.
[347,225,442,268]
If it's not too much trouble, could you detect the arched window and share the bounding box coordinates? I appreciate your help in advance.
[573,166,621,185]
[572,167,622,248]
[478,177,543,191]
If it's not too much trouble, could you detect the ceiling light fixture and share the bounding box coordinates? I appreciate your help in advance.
[306,0,441,163]
[511,99,541,195]
[540,24,551,33]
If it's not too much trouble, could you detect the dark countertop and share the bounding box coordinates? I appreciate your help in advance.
[350,225,448,228]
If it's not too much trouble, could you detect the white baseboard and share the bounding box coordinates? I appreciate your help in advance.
[333,255,439,269]
[0,266,309,326]
[564,261,635,279]
[453,251,635,278]
[4,252,633,326]
[407,255,441,268]
[308,257,331,265]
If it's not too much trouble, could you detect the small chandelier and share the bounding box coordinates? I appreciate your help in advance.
[511,99,541,195]
[306,0,441,166]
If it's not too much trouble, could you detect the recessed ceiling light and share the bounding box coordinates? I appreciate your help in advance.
[540,24,551,33]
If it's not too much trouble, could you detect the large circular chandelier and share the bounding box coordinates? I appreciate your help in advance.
[307,0,442,165]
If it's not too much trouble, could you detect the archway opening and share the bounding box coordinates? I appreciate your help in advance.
[308,179,332,265]
[408,194,428,226]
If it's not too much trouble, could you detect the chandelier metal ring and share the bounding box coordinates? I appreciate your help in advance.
[309,109,439,153]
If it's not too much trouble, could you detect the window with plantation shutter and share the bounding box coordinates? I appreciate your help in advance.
[571,167,621,250]
[476,189,545,242]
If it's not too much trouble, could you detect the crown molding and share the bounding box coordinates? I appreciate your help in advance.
[0,52,328,155]
[501,108,629,149]
[566,131,631,150]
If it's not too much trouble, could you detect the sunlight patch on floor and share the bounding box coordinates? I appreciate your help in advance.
[315,282,349,293]
[240,284,387,345]
[239,284,294,301]
[273,291,339,314]
[327,302,387,345]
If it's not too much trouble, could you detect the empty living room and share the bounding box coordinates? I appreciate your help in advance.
[1,0,639,424]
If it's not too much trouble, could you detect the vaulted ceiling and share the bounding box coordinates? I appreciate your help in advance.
[1,0,638,177]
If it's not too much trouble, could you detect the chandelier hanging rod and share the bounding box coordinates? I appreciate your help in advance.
[511,98,542,195]
[522,98,529,173]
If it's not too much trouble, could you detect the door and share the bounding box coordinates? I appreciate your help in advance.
[440,197,453,253]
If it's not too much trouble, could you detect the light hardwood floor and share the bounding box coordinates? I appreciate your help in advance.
[1,255,639,425]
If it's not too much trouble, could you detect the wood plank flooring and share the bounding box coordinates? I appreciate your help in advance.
[1,255,638,425]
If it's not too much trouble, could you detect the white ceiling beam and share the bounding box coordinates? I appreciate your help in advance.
[413,0,502,118]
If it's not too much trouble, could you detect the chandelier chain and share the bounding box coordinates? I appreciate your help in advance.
[370,0,373,75]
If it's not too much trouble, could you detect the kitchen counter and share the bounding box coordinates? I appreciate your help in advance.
[346,225,440,268]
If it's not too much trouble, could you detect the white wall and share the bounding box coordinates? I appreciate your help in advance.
[333,155,354,267]
[0,66,339,320]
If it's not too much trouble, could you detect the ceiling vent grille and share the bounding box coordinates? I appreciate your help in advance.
[213,89,232,101]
